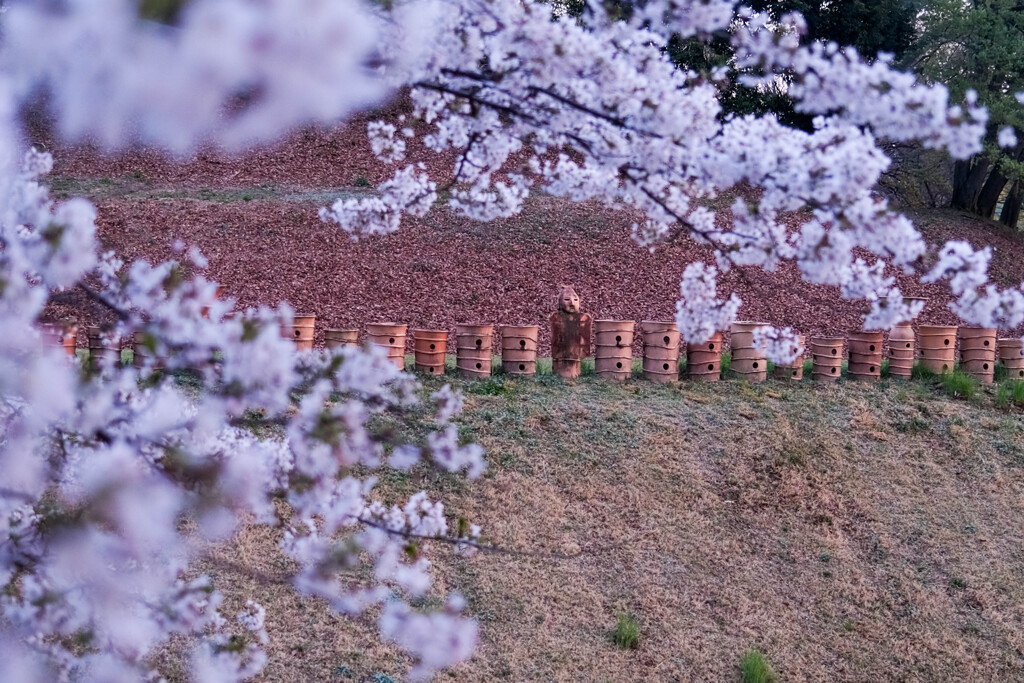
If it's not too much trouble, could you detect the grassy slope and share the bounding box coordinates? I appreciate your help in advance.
[196,372,1024,683]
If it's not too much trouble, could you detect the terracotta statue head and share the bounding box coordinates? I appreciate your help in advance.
[557,285,581,313]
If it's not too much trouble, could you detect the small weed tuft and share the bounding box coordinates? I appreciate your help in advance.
[997,380,1024,409]
[464,378,512,396]
[354,175,371,187]
[940,370,977,400]
[950,576,968,590]
[740,649,778,683]
[611,612,640,650]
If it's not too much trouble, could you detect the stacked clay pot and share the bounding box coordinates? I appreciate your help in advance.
[413,329,448,375]
[86,326,121,367]
[888,324,915,379]
[687,332,723,382]
[999,338,1024,379]
[888,297,925,379]
[847,331,884,381]
[771,335,805,381]
[42,323,77,357]
[132,330,167,370]
[729,322,768,383]
[367,323,407,370]
[641,321,680,383]
[283,314,316,351]
[918,325,957,374]
[324,329,358,350]
[501,325,539,376]
[959,326,997,383]
[810,336,844,382]
[594,320,634,381]
[456,324,493,378]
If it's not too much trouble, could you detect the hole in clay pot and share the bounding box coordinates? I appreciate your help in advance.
[708,364,714,371]
[519,363,526,371]
[869,366,875,372]
[1019,370,1023,377]
[475,362,482,369]
[476,339,482,347]
[831,348,837,355]
[869,344,876,351]
[753,361,759,369]
[389,337,395,344]
[792,370,798,377]
[430,343,436,350]
[520,339,526,348]
[943,364,949,370]
[429,367,436,373]
[944,338,950,345]
[984,340,990,346]
[663,335,670,344]
[831,367,836,374]
[294,330,300,337]
[983,363,989,370]
[906,342,911,348]
[615,335,622,343]
[616,361,623,369]
[662,363,670,370]
[709,343,716,350]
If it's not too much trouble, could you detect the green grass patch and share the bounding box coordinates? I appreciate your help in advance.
[740,649,778,683]
[939,370,977,400]
[611,612,640,650]
[997,380,1024,409]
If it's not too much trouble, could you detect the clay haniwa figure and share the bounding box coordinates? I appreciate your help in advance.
[550,285,592,378]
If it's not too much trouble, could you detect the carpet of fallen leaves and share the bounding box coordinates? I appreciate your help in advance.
[35,114,1024,354]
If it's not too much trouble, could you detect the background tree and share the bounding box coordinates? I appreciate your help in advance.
[911,0,1024,227]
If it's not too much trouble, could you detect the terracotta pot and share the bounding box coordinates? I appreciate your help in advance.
[957,327,996,382]
[641,356,679,382]
[641,321,678,382]
[686,332,723,382]
[501,325,539,376]
[918,325,957,349]
[809,337,844,357]
[772,335,805,381]
[86,326,121,367]
[594,320,635,348]
[960,358,995,383]
[999,338,1024,378]
[641,321,680,346]
[325,328,359,350]
[958,327,996,351]
[729,322,768,383]
[846,331,883,381]
[888,324,915,379]
[774,364,803,380]
[594,320,633,381]
[688,359,722,382]
[919,358,953,374]
[282,314,316,351]
[456,324,494,378]
[132,330,167,370]
[412,329,448,375]
[42,322,78,357]
[810,336,844,382]
[847,331,883,356]
[687,332,723,356]
[367,322,407,370]
[595,356,631,378]
[918,325,956,374]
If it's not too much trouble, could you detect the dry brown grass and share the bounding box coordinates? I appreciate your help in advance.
[199,375,1024,682]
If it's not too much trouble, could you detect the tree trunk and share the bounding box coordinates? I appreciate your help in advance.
[951,157,993,211]
[1000,180,1022,229]
[977,168,1008,218]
